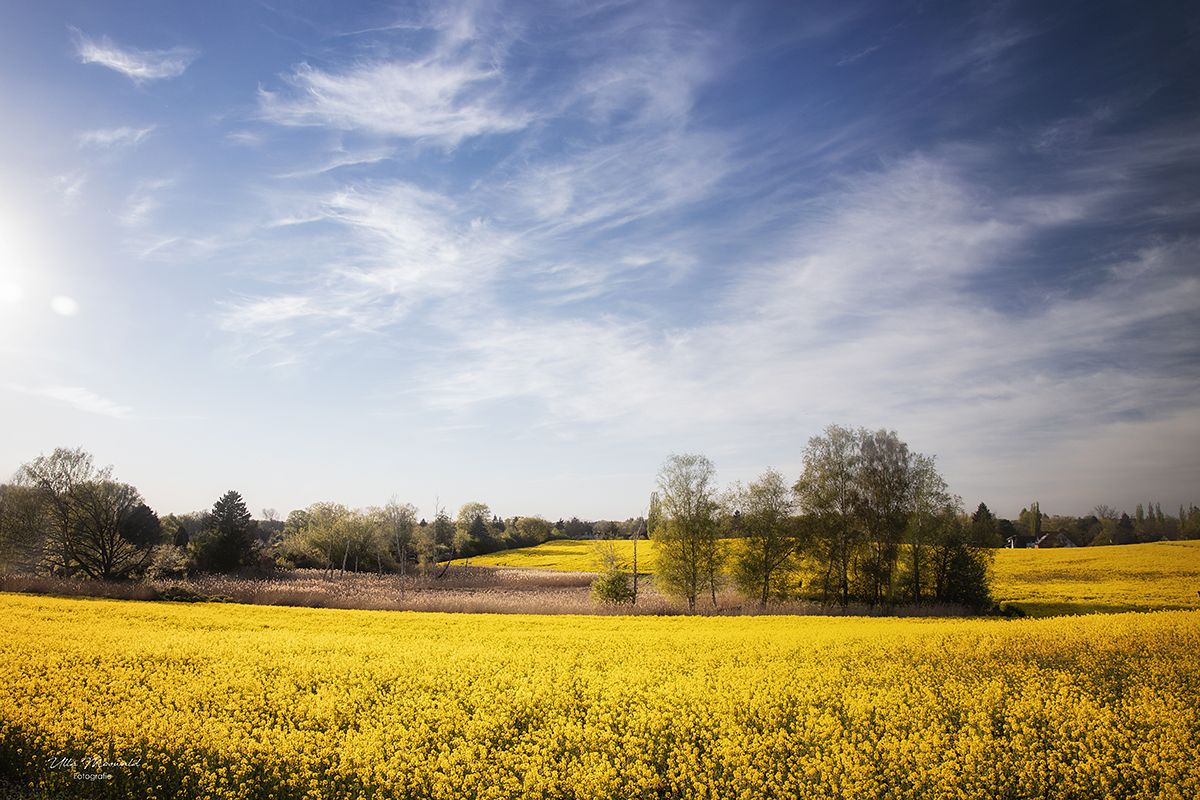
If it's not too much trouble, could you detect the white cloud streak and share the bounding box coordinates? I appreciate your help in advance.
[118,179,174,227]
[71,28,198,83]
[13,385,132,419]
[259,56,528,146]
[79,126,155,147]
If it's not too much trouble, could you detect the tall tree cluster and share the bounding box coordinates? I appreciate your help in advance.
[795,425,992,608]
[650,426,995,611]
[1,447,162,579]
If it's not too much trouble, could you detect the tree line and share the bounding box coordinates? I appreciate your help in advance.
[2,438,1197,608]
[0,447,601,582]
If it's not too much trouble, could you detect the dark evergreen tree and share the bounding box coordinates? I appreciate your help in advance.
[1114,512,1137,545]
[172,520,189,548]
[970,503,1000,547]
[193,490,258,572]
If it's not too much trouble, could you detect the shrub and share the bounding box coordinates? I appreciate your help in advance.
[591,570,635,604]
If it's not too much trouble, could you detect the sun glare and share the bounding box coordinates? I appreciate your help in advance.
[50,295,79,316]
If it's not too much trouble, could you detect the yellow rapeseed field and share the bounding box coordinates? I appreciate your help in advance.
[990,541,1200,616]
[2,593,1197,799]
[459,539,647,572]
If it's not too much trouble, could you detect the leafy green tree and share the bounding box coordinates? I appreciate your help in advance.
[10,448,163,579]
[455,501,494,560]
[794,425,861,606]
[796,425,987,607]
[904,454,951,604]
[1114,512,1137,545]
[512,516,553,546]
[336,509,381,576]
[1029,502,1043,539]
[927,504,993,609]
[591,522,636,604]
[591,570,635,604]
[727,468,804,607]
[855,429,914,605]
[970,502,1000,548]
[652,453,720,612]
[564,517,591,538]
[193,490,258,573]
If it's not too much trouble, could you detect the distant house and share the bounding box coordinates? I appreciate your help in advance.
[1033,532,1077,549]
[1006,534,1035,549]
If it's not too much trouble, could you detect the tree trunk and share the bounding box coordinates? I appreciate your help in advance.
[628,527,638,604]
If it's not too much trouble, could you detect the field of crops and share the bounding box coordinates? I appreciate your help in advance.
[462,539,644,572]
[464,539,1200,616]
[2,593,1198,799]
[989,541,1200,615]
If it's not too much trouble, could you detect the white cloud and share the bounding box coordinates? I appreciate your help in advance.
[71,28,198,83]
[217,181,517,356]
[13,385,132,419]
[79,126,155,147]
[54,172,87,200]
[120,179,174,227]
[397,154,1200,464]
[259,58,529,146]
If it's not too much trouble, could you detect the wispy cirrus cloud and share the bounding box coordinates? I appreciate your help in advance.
[120,179,174,227]
[258,58,529,146]
[78,126,155,147]
[13,385,132,419]
[217,181,517,356]
[210,0,1198,518]
[71,27,198,83]
[403,151,1200,453]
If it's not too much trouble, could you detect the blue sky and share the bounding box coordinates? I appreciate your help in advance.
[1,0,1197,522]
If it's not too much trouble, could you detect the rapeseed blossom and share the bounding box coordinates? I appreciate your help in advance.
[0,594,1197,799]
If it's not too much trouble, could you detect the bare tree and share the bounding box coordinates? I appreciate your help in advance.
[69,481,161,579]
[383,496,418,598]
[0,484,50,573]
[14,447,111,576]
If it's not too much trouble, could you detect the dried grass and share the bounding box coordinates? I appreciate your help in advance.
[0,568,983,617]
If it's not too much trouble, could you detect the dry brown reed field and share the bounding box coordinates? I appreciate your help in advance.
[0,567,984,617]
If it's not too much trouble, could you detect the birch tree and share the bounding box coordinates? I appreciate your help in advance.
[652,453,720,612]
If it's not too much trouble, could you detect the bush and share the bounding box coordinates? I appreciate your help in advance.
[148,545,193,579]
[591,570,635,604]
[158,586,234,603]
